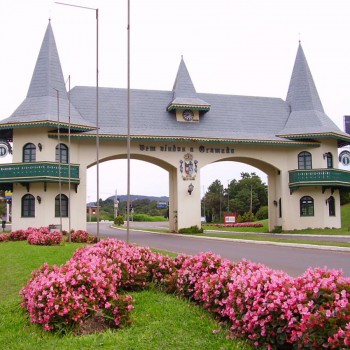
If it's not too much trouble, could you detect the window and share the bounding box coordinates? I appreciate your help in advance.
[326,153,333,169]
[22,194,35,217]
[298,151,312,170]
[23,143,36,162]
[300,196,314,216]
[56,143,69,163]
[55,194,68,217]
[328,196,335,216]
[278,198,282,218]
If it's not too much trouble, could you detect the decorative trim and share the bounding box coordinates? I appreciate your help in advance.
[0,121,95,132]
[49,133,320,147]
[167,104,211,112]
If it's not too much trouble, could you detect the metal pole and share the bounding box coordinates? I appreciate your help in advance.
[68,75,71,242]
[55,2,100,240]
[54,89,63,230]
[95,9,100,241]
[126,0,131,243]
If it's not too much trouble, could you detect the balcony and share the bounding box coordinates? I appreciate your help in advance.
[289,168,350,193]
[0,162,80,191]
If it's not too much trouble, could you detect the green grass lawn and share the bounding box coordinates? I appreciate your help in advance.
[0,241,252,350]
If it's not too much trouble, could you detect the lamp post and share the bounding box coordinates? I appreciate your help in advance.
[55,2,100,240]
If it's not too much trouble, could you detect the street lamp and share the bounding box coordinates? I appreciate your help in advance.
[55,2,100,240]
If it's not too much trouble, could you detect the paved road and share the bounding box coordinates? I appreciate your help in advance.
[88,222,350,277]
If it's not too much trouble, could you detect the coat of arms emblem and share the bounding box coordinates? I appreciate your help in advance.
[179,153,198,180]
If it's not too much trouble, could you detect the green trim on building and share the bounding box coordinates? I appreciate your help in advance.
[0,162,80,184]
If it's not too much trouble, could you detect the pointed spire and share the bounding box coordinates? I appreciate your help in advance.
[278,43,345,139]
[27,21,68,100]
[0,21,95,130]
[167,57,210,112]
[172,57,197,99]
[286,42,324,113]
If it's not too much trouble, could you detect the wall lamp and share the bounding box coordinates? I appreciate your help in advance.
[188,183,194,195]
[38,143,42,152]
[273,200,278,207]
[36,196,42,204]
[323,152,329,159]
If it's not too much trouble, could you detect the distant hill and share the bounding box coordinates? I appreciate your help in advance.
[108,194,169,203]
[87,194,169,205]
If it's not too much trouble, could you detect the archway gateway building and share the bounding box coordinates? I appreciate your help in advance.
[1,22,350,232]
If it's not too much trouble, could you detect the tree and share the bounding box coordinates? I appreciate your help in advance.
[203,172,268,221]
[203,180,224,222]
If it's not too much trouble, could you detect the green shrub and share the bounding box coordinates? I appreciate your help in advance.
[114,215,125,226]
[179,225,203,234]
[256,206,268,220]
[271,226,282,233]
[132,213,167,222]
[237,211,256,223]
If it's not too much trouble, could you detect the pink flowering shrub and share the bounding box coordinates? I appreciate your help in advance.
[9,229,30,241]
[0,233,10,242]
[27,227,62,246]
[20,239,174,333]
[288,268,350,348]
[174,253,350,349]
[211,222,263,228]
[71,230,90,243]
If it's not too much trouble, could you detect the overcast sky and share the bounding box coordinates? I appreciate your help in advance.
[1,0,350,200]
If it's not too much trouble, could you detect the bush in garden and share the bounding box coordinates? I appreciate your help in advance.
[70,230,89,243]
[27,227,62,246]
[0,233,9,242]
[9,229,30,241]
[178,225,203,234]
[114,215,124,226]
[255,205,268,220]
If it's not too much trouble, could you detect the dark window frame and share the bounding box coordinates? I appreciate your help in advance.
[328,196,335,216]
[22,194,35,217]
[55,143,69,164]
[55,194,69,217]
[298,151,312,170]
[23,143,36,162]
[300,196,314,217]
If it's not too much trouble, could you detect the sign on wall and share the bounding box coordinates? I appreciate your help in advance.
[0,140,11,157]
[339,150,350,166]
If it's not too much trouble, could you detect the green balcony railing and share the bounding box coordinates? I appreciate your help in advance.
[0,162,80,184]
[289,168,350,190]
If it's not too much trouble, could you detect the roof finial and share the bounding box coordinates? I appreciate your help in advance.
[49,17,51,23]
[298,32,301,44]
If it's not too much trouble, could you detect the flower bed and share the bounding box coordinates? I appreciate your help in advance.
[0,227,97,245]
[20,239,350,348]
[27,227,63,246]
[211,222,263,228]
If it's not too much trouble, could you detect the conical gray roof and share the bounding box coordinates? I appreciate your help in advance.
[0,22,94,131]
[167,57,210,111]
[278,43,347,140]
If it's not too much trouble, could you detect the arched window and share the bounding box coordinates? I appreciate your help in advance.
[55,194,68,217]
[326,153,333,169]
[300,196,314,216]
[22,194,35,217]
[327,196,335,216]
[55,143,69,163]
[23,143,36,162]
[298,151,312,170]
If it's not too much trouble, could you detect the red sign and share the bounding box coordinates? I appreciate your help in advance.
[224,213,237,224]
